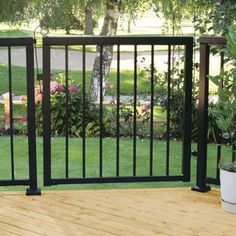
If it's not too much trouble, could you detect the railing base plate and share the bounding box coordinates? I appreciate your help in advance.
[26,188,41,196]
[191,185,211,192]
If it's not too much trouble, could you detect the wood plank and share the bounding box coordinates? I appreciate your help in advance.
[0,188,235,236]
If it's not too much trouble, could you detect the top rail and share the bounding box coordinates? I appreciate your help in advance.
[0,37,36,46]
[199,36,226,46]
[43,36,193,46]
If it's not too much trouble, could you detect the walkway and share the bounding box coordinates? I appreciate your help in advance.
[0,48,186,70]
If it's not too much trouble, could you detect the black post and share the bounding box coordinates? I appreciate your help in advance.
[192,41,211,192]
[26,43,41,195]
[43,38,52,186]
[183,40,193,182]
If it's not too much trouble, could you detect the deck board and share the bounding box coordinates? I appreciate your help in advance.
[0,187,235,235]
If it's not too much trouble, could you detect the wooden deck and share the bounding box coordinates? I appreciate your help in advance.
[0,187,235,236]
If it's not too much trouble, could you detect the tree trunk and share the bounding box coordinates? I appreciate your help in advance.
[84,5,94,35]
[90,0,122,101]
[127,14,131,33]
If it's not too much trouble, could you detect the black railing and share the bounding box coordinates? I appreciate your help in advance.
[0,37,40,195]
[42,36,193,186]
[192,36,228,192]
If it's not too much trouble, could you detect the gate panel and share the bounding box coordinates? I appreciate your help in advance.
[42,36,193,186]
[0,38,40,195]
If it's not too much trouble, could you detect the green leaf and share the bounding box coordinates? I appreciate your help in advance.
[207,75,221,86]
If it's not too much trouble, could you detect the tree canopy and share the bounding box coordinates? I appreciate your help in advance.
[0,0,36,23]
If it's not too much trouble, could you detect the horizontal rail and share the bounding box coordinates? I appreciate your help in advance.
[199,36,226,46]
[46,176,184,186]
[0,180,30,186]
[0,37,36,46]
[43,36,193,46]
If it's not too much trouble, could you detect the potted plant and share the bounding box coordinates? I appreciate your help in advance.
[209,25,236,213]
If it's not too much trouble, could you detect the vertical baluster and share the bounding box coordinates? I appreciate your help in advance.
[150,45,154,176]
[116,45,120,177]
[65,45,69,178]
[133,45,137,176]
[82,45,86,178]
[8,46,14,180]
[166,45,171,176]
[216,144,221,182]
[232,143,236,162]
[99,45,103,177]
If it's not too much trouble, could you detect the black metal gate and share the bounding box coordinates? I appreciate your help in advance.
[42,36,193,186]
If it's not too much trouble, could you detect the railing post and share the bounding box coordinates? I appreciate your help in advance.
[25,43,41,195]
[192,39,211,192]
[182,39,193,182]
[43,38,52,186]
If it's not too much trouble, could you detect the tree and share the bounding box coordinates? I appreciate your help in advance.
[153,0,211,35]
[121,0,152,33]
[90,0,122,101]
[198,0,236,36]
[0,0,36,23]
[81,0,104,35]
[38,0,83,34]
[38,0,104,35]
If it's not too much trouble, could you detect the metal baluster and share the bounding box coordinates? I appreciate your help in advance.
[150,44,154,176]
[133,45,137,176]
[82,45,86,178]
[166,45,171,176]
[116,45,120,177]
[99,45,103,177]
[65,45,69,178]
[8,46,14,180]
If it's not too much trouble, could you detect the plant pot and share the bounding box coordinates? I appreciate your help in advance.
[220,168,236,213]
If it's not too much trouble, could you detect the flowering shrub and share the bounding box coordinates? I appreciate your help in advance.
[35,73,99,136]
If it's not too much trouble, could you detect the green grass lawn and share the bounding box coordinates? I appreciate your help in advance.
[0,64,151,96]
[0,136,232,191]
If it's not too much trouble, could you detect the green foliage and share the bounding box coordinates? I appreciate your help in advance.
[38,0,83,34]
[35,73,100,136]
[0,0,36,23]
[195,0,236,36]
[153,0,210,35]
[219,162,236,172]
[120,0,152,33]
[138,57,199,139]
[208,25,236,145]
[37,0,103,34]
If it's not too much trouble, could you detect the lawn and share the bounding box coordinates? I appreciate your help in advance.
[0,136,232,191]
[0,64,151,95]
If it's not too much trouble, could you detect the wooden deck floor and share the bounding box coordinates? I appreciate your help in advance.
[0,187,235,236]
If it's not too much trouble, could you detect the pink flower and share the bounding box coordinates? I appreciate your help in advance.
[69,85,78,92]
[20,116,27,123]
[35,87,42,103]
[19,95,27,102]
[141,104,149,113]
[109,99,114,104]
[50,81,65,93]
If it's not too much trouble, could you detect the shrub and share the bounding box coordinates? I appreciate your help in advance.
[138,58,198,139]
[35,73,99,137]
